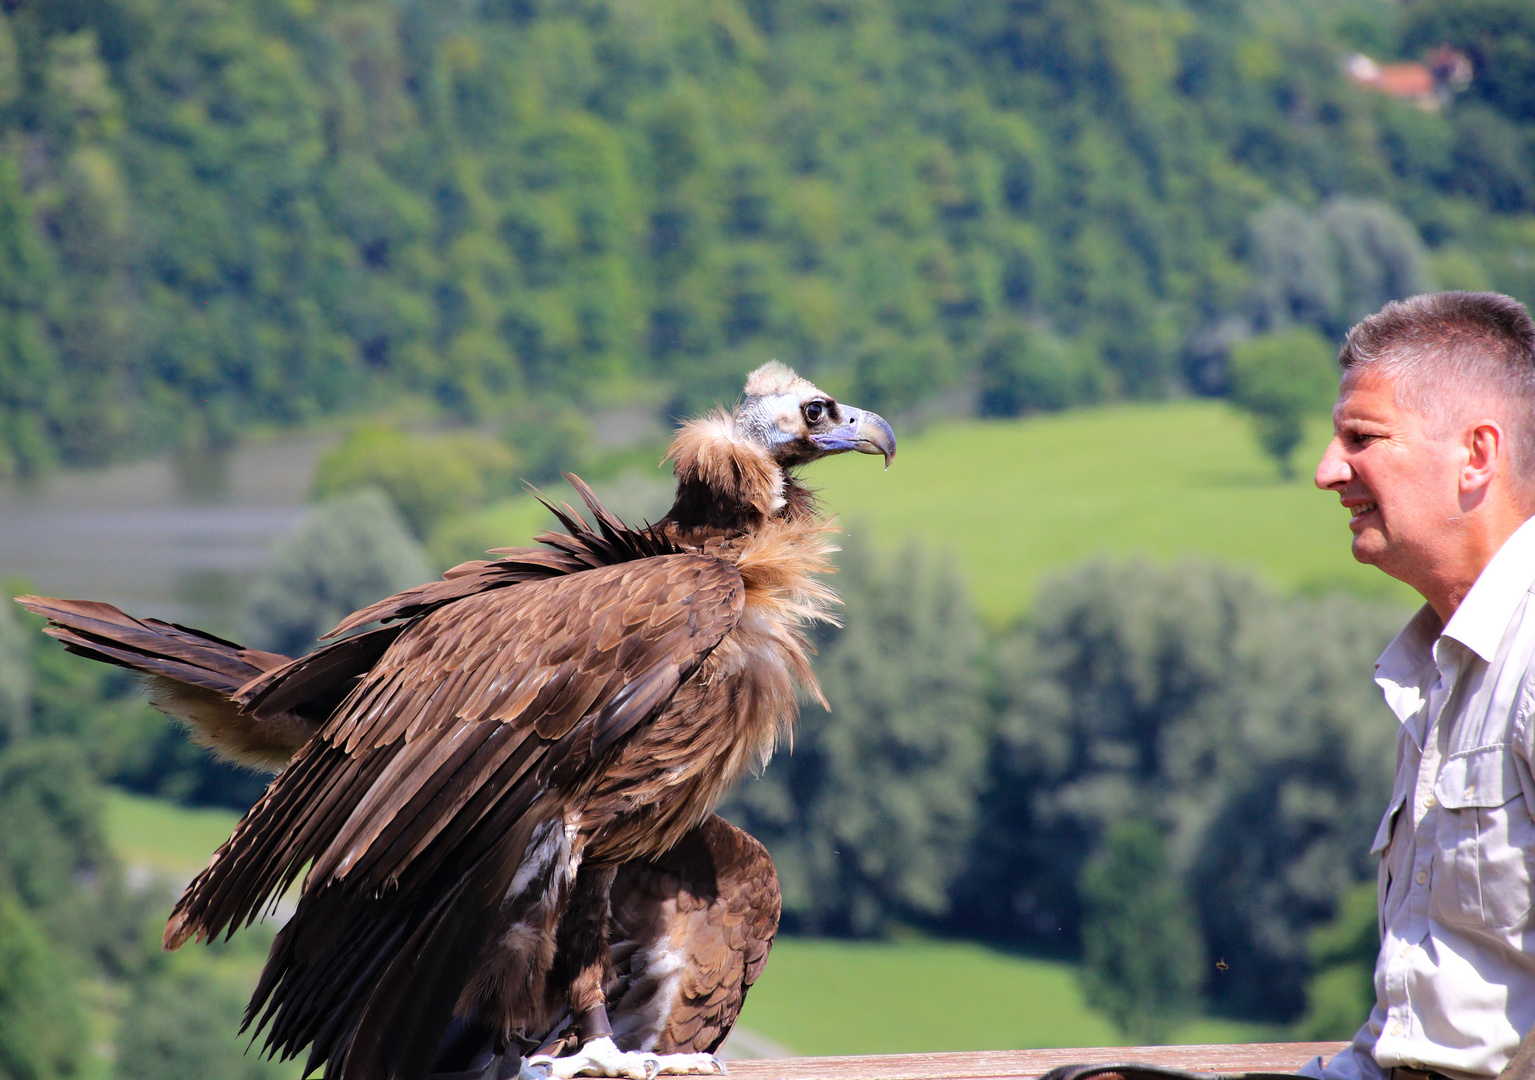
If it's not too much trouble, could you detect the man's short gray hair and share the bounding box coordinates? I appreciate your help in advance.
[1339,291,1535,489]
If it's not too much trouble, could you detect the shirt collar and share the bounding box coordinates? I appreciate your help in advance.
[1375,603,1442,733]
[1372,514,1535,735]
[1440,514,1535,663]
[1378,604,1440,683]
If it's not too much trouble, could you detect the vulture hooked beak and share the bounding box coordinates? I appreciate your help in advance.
[812,407,897,469]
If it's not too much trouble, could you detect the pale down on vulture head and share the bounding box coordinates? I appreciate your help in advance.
[733,361,896,468]
[16,363,894,1080]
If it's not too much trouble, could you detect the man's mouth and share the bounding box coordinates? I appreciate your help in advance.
[1349,502,1378,518]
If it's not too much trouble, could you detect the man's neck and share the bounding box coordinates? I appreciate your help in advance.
[1420,508,1534,622]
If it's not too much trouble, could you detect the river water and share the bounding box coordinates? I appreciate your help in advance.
[1,437,331,636]
[0,399,683,639]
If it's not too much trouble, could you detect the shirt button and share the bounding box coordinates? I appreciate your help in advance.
[1423,794,1437,809]
[1391,1022,1406,1037]
[1416,870,1428,885]
[1399,944,1412,958]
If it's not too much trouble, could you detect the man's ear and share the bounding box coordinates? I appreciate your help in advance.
[1461,419,1507,495]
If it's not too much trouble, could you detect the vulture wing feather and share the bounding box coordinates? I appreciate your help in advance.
[602,816,781,1056]
[164,553,745,1080]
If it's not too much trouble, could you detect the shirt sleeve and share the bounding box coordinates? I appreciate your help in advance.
[1297,1008,1390,1080]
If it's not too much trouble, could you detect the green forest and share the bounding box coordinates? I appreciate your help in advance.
[4,0,1535,1074]
[3,0,1535,475]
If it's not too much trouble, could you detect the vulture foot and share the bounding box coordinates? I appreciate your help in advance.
[528,1036,661,1080]
[651,1053,727,1075]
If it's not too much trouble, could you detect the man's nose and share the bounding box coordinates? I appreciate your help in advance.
[1315,436,1348,490]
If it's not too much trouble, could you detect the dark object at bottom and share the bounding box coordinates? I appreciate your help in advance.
[425,1018,522,1080]
[1038,1065,1298,1080]
[1391,1069,1453,1080]
[1040,1054,1532,1080]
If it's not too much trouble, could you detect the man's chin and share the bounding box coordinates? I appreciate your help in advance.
[1350,534,1418,591]
[1350,533,1386,567]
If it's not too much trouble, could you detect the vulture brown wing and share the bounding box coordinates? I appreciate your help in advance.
[604,815,782,1056]
[165,553,745,951]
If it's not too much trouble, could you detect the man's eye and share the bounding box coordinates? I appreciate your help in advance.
[804,401,825,424]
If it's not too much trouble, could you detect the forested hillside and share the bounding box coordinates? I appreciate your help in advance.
[6,0,1535,1069]
[2,0,1534,476]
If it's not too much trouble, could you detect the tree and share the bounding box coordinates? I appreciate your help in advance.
[1246,199,1434,339]
[1296,881,1378,1040]
[0,0,1529,467]
[955,560,1400,1021]
[240,488,434,658]
[502,404,594,486]
[1247,201,1341,335]
[0,593,28,747]
[1447,105,1535,215]
[1404,0,1535,123]
[976,318,1106,417]
[1187,591,1399,1020]
[954,559,1270,947]
[312,425,520,540]
[116,965,288,1080]
[852,330,956,417]
[1319,199,1434,328]
[724,535,988,935]
[1227,327,1338,479]
[0,896,85,1080]
[1078,820,1205,1045]
[0,739,109,920]
[0,153,57,480]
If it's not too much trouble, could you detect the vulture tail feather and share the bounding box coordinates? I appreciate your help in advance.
[14,595,315,768]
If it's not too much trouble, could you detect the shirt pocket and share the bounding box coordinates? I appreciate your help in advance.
[1432,743,1535,930]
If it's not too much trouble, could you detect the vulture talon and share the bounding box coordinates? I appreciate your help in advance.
[651,1052,727,1075]
[531,1037,660,1079]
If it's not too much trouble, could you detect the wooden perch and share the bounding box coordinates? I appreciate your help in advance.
[726,1042,1349,1080]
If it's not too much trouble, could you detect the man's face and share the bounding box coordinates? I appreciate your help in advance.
[1314,365,1467,584]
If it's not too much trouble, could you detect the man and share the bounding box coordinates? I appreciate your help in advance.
[1305,291,1535,1080]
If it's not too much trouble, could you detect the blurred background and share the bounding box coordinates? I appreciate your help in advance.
[0,0,1529,1074]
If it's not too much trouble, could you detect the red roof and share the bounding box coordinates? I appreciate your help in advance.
[1373,63,1436,99]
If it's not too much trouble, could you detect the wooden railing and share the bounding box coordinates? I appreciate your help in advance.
[727,1042,1349,1079]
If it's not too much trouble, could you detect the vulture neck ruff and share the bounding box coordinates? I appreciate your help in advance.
[663,411,789,536]
[662,412,840,751]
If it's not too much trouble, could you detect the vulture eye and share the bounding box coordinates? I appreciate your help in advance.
[803,400,827,425]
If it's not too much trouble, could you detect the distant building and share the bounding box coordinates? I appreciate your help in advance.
[1345,45,1472,111]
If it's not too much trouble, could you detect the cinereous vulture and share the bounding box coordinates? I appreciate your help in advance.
[17,362,895,1080]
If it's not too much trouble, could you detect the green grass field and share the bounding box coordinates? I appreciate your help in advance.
[802,401,1418,622]
[440,400,1417,625]
[103,788,241,878]
[735,938,1279,1056]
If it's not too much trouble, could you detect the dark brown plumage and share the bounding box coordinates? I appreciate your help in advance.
[16,362,893,1080]
[540,816,780,1060]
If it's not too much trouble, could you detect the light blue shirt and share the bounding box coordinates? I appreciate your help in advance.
[1304,515,1535,1080]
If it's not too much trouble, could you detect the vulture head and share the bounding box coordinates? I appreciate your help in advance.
[663,361,896,535]
[733,361,897,470]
